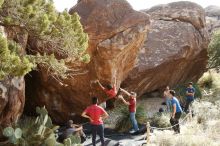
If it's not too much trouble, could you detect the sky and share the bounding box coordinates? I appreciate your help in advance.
[53,0,220,12]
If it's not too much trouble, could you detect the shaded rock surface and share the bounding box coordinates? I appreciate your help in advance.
[25,0,150,123]
[122,1,209,95]
[0,77,25,127]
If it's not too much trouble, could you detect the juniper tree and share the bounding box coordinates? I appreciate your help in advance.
[0,0,89,79]
[208,29,220,70]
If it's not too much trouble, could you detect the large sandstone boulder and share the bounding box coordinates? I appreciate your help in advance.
[205,5,220,17]
[25,0,150,123]
[122,1,209,95]
[205,5,220,33]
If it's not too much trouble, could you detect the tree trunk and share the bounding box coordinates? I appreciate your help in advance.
[0,77,25,137]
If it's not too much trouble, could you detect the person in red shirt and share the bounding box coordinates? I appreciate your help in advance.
[118,89,139,133]
[96,76,118,109]
[81,97,109,146]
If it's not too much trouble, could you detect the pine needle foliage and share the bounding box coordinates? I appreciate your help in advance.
[0,34,34,79]
[0,0,89,80]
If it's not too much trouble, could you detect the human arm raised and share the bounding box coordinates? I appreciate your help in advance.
[118,95,130,105]
[96,80,105,90]
[119,88,131,96]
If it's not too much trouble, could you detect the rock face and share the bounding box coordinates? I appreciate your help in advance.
[122,2,209,95]
[205,5,220,33]
[25,0,150,123]
[0,77,25,127]
[205,5,220,17]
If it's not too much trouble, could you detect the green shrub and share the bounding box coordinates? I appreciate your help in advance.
[198,71,220,102]
[0,0,89,79]
[149,113,171,128]
[198,71,213,89]
[208,29,220,69]
[115,104,147,132]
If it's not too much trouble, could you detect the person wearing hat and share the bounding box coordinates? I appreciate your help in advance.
[185,82,195,113]
[118,88,139,133]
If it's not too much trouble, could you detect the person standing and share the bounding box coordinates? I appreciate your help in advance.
[163,86,172,112]
[118,89,139,133]
[185,82,195,113]
[169,90,183,134]
[81,97,109,146]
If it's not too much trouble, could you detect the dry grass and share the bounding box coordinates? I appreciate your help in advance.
[148,98,220,146]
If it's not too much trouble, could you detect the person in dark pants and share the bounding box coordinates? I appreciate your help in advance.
[184,82,195,113]
[81,97,109,146]
[169,90,183,134]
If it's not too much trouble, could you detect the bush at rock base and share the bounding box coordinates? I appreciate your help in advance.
[149,112,171,128]
[114,104,147,132]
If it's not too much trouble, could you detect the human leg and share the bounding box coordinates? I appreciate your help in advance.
[170,117,176,132]
[97,124,105,146]
[79,129,86,143]
[91,125,97,146]
[129,112,139,132]
[185,99,193,113]
[174,112,182,133]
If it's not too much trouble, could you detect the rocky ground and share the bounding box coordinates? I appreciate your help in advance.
[82,89,220,146]
[82,101,220,146]
[82,97,165,146]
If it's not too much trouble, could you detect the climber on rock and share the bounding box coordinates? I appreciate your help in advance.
[118,89,139,134]
[95,73,118,109]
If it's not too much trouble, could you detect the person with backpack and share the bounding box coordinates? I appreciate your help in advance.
[81,97,109,146]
